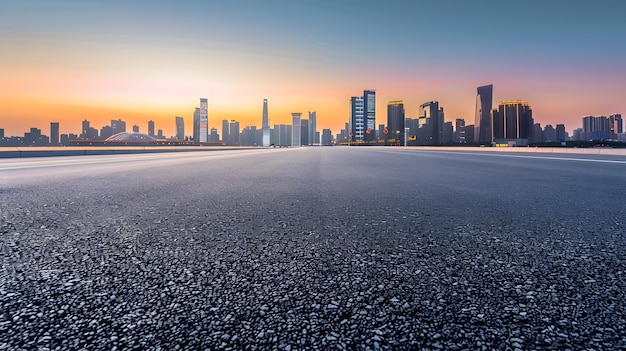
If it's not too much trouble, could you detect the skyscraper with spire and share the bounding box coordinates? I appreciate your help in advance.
[262,99,270,146]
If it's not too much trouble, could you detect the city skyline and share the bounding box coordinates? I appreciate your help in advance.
[1,1,624,137]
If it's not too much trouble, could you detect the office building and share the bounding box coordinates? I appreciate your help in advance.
[80,119,98,140]
[222,120,229,145]
[350,96,365,141]
[193,108,200,144]
[132,125,139,133]
[111,119,126,135]
[175,116,184,140]
[262,99,270,147]
[349,90,376,141]
[308,111,317,145]
[532,123,543,143]
[100,126,113,140]
[418,101,441,145]
[474,84,493,144]
[0,128,4,139]
[50,122,59,146]
[301,119,309,146]
[322,129,332,145]
[556,124,566,141]
[455,119,466,143]
[229,120,239,146]
[199,98,208,143]
[148,120,155,137]
[387,101,405,143]
[610,114,622,139]
[543,125,556,142]
[443,122,453,144]
[364,90,376,141]
[292,113,301,146]
[492,100,533,140]
[583,116,610,140]
[209,128,219,143]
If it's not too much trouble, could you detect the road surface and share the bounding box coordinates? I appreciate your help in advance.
[1,147,625,350]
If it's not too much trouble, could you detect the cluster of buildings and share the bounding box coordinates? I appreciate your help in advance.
[336,85,613,147]
[0,86,623,147]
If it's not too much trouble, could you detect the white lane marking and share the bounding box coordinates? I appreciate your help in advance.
[0,149,281,171]
[372,149,626,164]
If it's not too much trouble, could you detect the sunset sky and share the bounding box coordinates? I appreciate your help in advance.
[1,0,624,138]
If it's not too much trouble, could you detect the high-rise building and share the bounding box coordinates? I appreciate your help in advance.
[193,108,200,144]
[474,84,493,144]
[492,100,533,140]
[532,123,543,143]
[583,116,610,140]
[418,101,441,145]
[148,120,155,137]
[100,126,113,139]
[349,90,376,142]
[209,128,219,142]
[292,113,302,146]
[455,119,466,143]
[175,116,184,140]
[301,119,309,146]
[543,125,556,142]
[199,98,208,143]
[80,119,98,140]
[350,96,365,141]
[132,125,139,133]
[442,122,453,144]
[262,99,270,146]
[364,90,376,141]
[387,101,405,143]
[0,128,4,139]
[308,111,317,145]
[111,119,126,135]
[610,114,622,139]
[556,124,566,141]
[229,120,239,146]
[50,122,59,146]
[222,120,230,145]
[322,129,333,145]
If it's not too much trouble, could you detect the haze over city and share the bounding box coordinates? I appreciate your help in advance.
[1,0,624,137]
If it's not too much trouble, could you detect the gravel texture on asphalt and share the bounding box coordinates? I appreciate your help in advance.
[1,148,625,350]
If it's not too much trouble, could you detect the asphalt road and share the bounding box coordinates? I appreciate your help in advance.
[1,147,625,350]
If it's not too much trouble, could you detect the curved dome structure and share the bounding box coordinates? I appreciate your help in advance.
[106,132,156,141]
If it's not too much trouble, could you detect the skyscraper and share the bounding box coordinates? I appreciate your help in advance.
[387,101,405,142]
[308,111,316,145]
[418,101,441,145]
[193,108,200,144]
[148,120,155,137]
[132,125,139,133]
[199,98,208,143]
[364,90,376,141]
[229,120,239,145]
[175,116,184,140]
[610,114,622,139]
[322,129,332,145]
[292,113,301,146]
[301,119,309,146]
[350,96,365,141]
[262,99,270,146]
[50,122,59,146]
[474,84,493,144]
[222,120,229,145]
[492,100,533,140]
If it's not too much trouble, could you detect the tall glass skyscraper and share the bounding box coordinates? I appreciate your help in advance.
[175,116,184,140]
[262,99,270,146]
[199,98,208,143]
[364,90,376,141]
[474,84,493,144]
[291,113,302,146]
[308,111,316,145]
[350,89,376,142]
